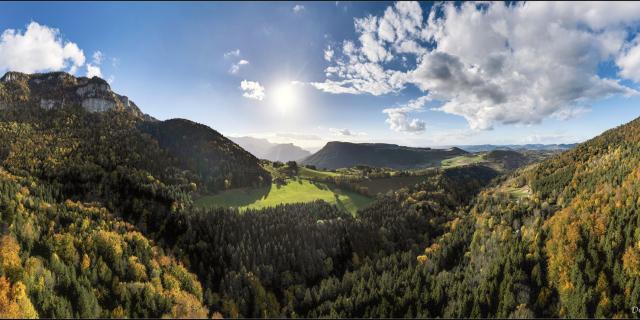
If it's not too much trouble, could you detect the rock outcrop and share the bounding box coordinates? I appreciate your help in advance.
[0,71,154,120]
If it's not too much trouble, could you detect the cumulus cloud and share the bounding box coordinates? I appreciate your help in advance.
[92,51,103,65]
[314,1,640,130]
[86,64,102,78]
[0,21,86,74]
[224,49,240,58]
[382,95,430,133]
[229,59,249,74]
[324,45,334,61]
[224,49,249,75]
[240,80,265,100]
[85,50,104,78]
[617,35,640,82]
[329,128,367,136]
[293,4,305,13]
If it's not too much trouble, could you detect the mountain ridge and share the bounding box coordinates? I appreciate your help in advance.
[302,141,468,169]
[0,71,155,120]
[230,136,311,162]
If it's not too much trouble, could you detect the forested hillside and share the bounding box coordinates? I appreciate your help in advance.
[287,116,640,318]
[0,167,208,318]
[168,165,500,317]
[141,119,270,192]
[3,70,640,318]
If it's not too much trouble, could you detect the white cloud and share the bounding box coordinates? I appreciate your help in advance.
[551,106,590,120]
[329,128,367,136]
[382,95,430,133]
[92,51,103,65]
[293,4,305,13]
[0,21,86,74]
[229,59,249,74]
[617,35,640,82]
[224,49,249,75]
[240,80,265,100]
[86,50,105,78]
[314,1,640,130]
[86,64,102,78]
[324,45,334,61]
[224,49,240,58]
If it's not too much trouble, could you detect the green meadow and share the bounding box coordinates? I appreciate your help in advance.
[440,154,485,168]
[194,178,373,215]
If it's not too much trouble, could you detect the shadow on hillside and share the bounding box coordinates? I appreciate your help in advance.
[334,193,348,208]
[198,184,272,208]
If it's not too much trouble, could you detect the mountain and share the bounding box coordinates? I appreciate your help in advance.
[141,120,270,191]
[458,143,578,153]
[0,71,152,120]
[4,69,640,318]
[263,143,311,162]
[230,136,273,158]
[230,136,311,162]
[0,71,269,231]
[424,115,640,317]
[0,71,277,317]
[0,71,268,191]
[301,141,468,169]
[270,115,640,318]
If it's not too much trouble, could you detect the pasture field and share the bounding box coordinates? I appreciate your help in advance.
[441,154,485,168]
[194,178,373,215]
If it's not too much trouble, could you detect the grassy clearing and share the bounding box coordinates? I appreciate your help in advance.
[194,178,373,215]
[503,185,531,199]
[441,154,485,168]
[297,166,342,179]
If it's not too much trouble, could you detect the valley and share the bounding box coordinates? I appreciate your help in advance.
[0,69,637,318]
[4,2,640,319]
[190,145,555,216]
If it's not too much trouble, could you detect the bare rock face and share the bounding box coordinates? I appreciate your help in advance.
[81,98,116,112]
[39,99,57,110]
[0,71,154,120]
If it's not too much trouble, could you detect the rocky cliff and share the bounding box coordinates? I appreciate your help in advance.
[0,71,153,120]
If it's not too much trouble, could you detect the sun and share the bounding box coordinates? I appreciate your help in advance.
[272,82,297,114]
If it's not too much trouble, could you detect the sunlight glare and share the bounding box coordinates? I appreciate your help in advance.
[272,82,297,114]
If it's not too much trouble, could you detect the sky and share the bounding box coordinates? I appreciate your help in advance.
[2,1,640,151]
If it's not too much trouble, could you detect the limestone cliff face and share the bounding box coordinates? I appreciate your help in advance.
[0,71,154,120]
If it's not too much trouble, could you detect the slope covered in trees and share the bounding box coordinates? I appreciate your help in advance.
[4,70,640,318]
[287,116,640,318]
[168,165,500,317]
[0,167,207,318]
[141,119,270,192]
[0,72,269,233]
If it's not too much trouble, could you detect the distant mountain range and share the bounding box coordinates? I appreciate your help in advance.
[456,143,578,153]
[301,141,468,169]
[230,136,311,162]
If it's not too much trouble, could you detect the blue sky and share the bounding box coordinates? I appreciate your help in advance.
[1,1,640,151]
